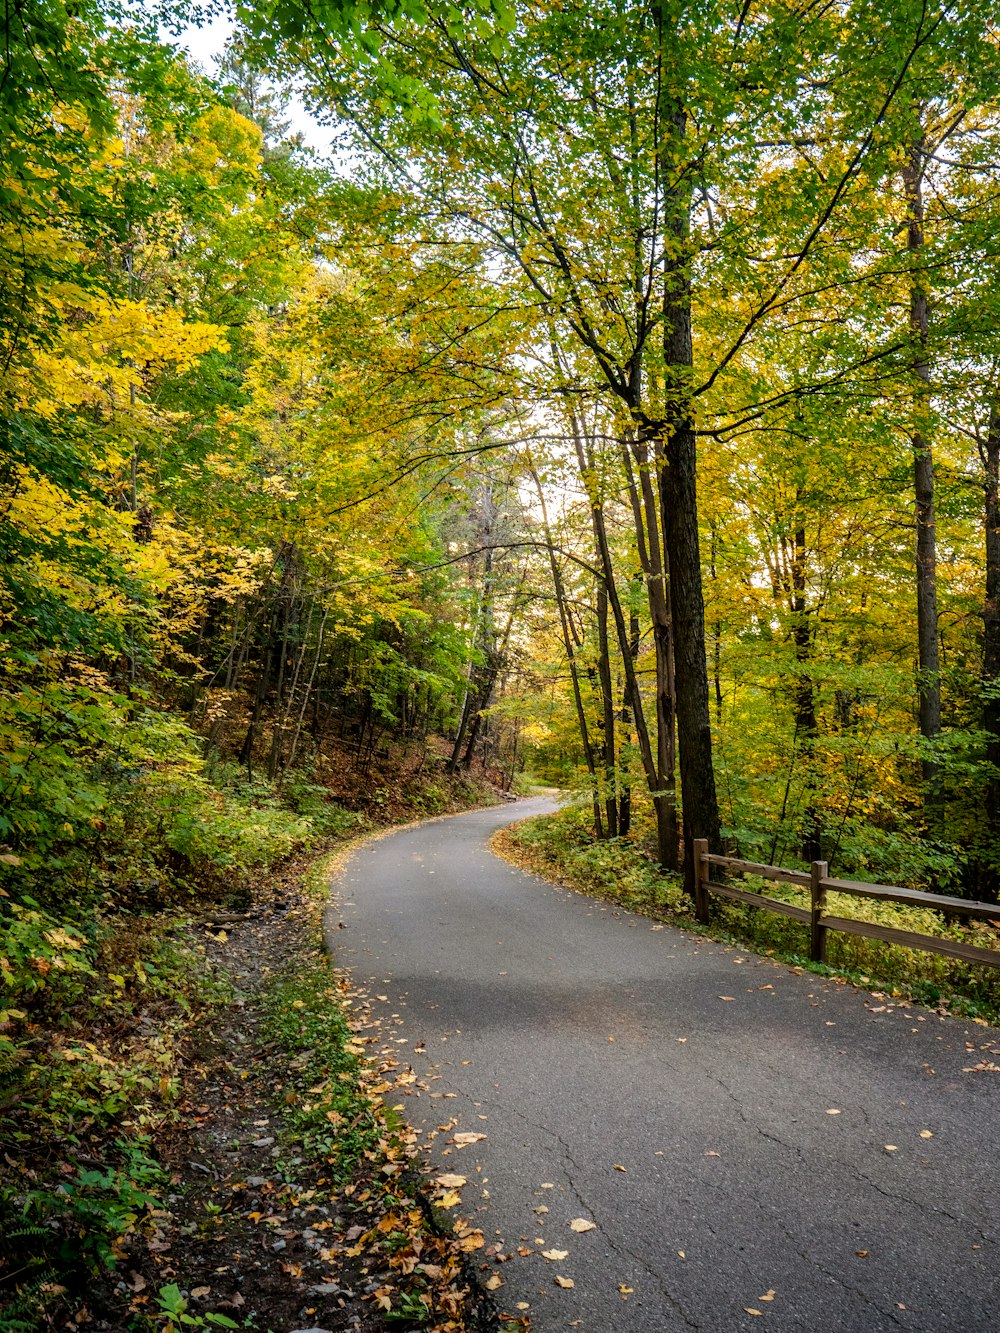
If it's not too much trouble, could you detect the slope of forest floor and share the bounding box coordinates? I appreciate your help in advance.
[84,845,508,1333]
[0,752,518,1333]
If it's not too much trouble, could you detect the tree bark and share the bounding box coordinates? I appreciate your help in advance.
[622,435,679,866]
[791,522,821,862]
[657,96,722,891]
[981,395,1000,896]
[596,580,619,837]
[903,140,942,822]
[530,462,606,837]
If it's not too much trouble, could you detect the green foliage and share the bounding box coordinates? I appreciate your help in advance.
[261,960,382,1181]
[279,774,372,840]
[0,902,93,1010]
[507,803,686,918]
[153,1283,240,1330]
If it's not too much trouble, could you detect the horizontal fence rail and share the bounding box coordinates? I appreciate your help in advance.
[691,840,1000,970]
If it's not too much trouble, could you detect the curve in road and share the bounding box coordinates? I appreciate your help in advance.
[327,798,999,1333]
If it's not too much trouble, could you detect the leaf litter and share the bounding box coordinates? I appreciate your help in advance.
[80,849,527,1333]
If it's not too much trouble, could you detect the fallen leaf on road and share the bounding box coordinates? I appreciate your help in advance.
[855,1250,869,1258]
[484,1274,503,1291]
[884,1144,898,1152]
[452,1132,487,1146]
[619,1285,634,1295]
[458,1232,485,1252]
[744,1309,763,1317]
[516,1303,530,1311]
[705,1151,720,1157]
[919,1130,933,1138]
[678,1251,685,1259]
[612,1164,626,1172]
[434,1174,467,1188]
[569,1219,596,1232]
[826,1109,841,1115]
[719,996,736,1002]
[541,1249,568,1261]
[760,1290,775,1301]
[554,1276,575,1289]
[437,1190,462,1208]
[533,1205,549,1214]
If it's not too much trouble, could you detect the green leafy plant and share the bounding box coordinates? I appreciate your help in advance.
[153,1283,240,1330]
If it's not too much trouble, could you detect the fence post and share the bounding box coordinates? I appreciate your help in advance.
[810,860,829,963]
[694,838,710,924]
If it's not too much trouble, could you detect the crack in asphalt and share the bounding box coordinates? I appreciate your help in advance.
[454,1093,704,1330]
[854,1171,993,1247]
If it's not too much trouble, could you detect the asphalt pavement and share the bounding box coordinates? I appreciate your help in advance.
[325,798,1000,1333]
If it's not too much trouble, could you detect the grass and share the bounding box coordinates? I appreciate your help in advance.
[260,957,384,1183]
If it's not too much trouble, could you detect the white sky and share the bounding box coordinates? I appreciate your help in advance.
[167,10,338,156]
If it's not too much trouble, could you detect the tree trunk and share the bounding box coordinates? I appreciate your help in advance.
[791,523,821,861]
[657,96,722,891]
[981,395,1000,896]
[596,581,619,837]
[622,435,679,866]
[903,141,942,823]
[530,462,606,837]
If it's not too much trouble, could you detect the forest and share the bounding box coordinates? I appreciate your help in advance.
[2,0,1000,1327]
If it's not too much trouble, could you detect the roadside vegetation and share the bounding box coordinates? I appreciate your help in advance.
[0,763,502,1332]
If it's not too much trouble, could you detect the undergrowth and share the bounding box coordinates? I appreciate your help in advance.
[1,762,498,1331]
[261,958,384,1182]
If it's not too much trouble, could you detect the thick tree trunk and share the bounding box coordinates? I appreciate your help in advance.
[660,418,722,892]
[657,102,721,890]
[982,397,1000,896]
[903,143,942,822]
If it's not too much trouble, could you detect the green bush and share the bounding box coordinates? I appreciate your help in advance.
[509,802,686,917]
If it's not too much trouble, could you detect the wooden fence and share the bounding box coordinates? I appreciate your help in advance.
[692,840,1000,970]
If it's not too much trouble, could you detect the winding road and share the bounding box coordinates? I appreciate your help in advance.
[326,799,1000,1332]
